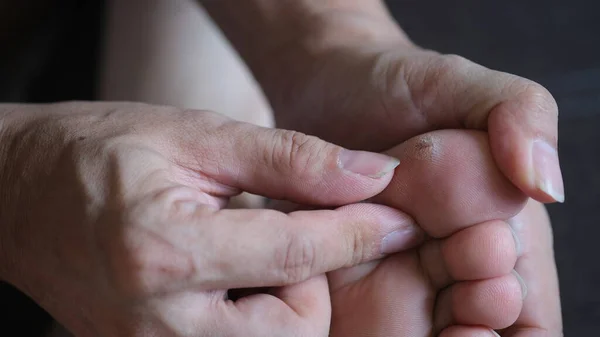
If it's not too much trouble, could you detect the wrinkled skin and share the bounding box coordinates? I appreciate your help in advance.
[1,102,429,337]
[329,130,528,336]
[260,12,563,336]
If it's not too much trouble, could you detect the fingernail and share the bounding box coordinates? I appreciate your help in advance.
[339,149,400,178]
[509,225,522,257]
[381,229,418,254]
[490,329,501,337]
[511,269,528,300]
[531,140,565,202]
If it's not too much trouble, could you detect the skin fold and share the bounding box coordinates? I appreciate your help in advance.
[36,0,563,335]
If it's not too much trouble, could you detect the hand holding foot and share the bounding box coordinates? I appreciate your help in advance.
[0,102,424,337]
[329,130,530,336]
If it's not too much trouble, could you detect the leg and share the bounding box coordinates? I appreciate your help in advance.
[99,0,273,209]
[47,1,273,336]
[328,130,561,336]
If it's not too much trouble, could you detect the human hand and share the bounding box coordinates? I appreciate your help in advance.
[271,130,560,336]
[255,129,520,336]
[327,130,549,337]
[253,11,563,335]
[259,11,563,205]
[0,102,423,337]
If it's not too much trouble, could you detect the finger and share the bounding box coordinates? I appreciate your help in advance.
[419,220,518,289]
[488,90,564,204]
[327,259,382,293]
[267,275,330,323]
[498,200,563,337]
[188,202,422,290]
[440,326,501,337]
[169,111,400,206]
[147,278,330,337]
[400,54,564,203]
[217,276,331,337]
[434,272,526,332]
[371,130,527,237]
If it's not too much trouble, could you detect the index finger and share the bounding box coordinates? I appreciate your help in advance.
[189,202,422,290]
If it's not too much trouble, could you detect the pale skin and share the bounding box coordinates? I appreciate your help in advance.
[200,0,564,335]
[271,131,561,337]
[0,102,419,336]
[2,0,562,336]
[328,131,560,337]
[0,103,553,337]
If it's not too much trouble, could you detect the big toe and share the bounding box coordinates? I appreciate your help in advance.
[372,129,527,238]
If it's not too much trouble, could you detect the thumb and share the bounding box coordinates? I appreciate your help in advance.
[457,71,564,204]
[400,55,564,203]
[174,112,400,206]
[487,90,564,204]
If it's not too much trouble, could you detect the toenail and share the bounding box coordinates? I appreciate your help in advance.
[509,225,523,257]
[512,269,528,300]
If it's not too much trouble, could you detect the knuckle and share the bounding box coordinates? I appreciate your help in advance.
[515,80,559,117]
[177,108,228,131]
[404,53,477,117]
[139,186,209,224]
[372,52,422,125]
[97,197,195,299]
[429,54,474,81]
[439,53,472,70]
[95,213,148,298]
[270,130,325,177]
[428,54,477,91]
[276,231,317,284]
[104,228,194,299]
[347,224,368,266]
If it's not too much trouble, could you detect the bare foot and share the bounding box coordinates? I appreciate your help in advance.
[329,130,530,336]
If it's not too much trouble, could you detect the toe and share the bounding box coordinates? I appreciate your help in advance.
[434,272,526,331]
[420,220,518,289]
[439,326,501,337]
[373,130,527,238]
[498,200,563,336]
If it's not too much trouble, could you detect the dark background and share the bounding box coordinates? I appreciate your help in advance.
[0,0,598,335]
[387,1,600,335]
